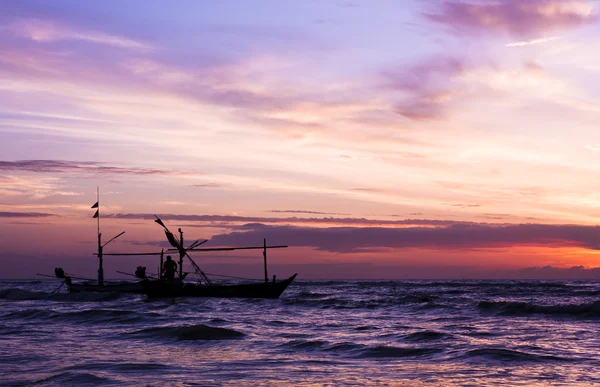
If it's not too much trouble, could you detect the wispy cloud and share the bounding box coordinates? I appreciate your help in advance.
[189,183,226,188]
[506,36,563,47]
[268,210,351,216]
[0,175,80,199]
[0,160,194,176]
[208,223,600,253]
[107,212,467,227]
[7,18,153,51]
[425,0,598,39]
[381,56,466,120]
[0,211,56,218]
[448,203,481,208]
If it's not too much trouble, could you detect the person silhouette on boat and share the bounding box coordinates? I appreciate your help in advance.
[162,255,177,281]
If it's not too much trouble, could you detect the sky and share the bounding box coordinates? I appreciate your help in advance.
[2,0,600,279]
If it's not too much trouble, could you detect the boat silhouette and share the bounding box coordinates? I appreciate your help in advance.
[42,188,297,299]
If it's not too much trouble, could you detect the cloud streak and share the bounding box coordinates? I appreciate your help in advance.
[107,212,466,227]
[425,0,598,38]
[268,210,351,216]
[505,36,563,47]
[0,160,194,176]
[208,223,600,253]
[105,212,600,253]
[4,17,153,51]
[0,211,56,218]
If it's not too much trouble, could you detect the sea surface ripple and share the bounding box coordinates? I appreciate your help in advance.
[1,279,599,386]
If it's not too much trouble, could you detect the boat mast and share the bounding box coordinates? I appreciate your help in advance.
[96,186,103,286]
[179,228,184,279]
[263,238,268,284]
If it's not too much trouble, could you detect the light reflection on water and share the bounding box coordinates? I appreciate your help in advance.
[1,279,599,386]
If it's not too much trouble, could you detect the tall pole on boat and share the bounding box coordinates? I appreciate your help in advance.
[179,228,184,279]
[263,238,268,284]
[96,186,104,286]
[160,249,164,280]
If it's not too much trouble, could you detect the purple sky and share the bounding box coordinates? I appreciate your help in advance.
[2,1,600,279]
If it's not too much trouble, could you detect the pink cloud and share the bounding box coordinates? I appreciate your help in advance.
[425,0,598,38]
[381,56,466,120]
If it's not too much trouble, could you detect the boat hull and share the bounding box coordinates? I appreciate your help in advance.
[143,274,298,299]
[67,280,146,294]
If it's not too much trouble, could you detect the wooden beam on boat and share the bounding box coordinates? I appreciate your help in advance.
[170,245,288,252]
[95,252,163,256]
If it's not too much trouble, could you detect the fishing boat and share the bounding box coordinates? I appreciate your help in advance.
[143,274,297,299]
[40,187,148,294]
[42,188,298,298]
[102,216,298,299]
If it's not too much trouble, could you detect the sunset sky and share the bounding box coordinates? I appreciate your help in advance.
[2,0,600,279]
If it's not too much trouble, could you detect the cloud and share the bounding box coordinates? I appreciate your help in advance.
[104,212,600,253]
[0,211,56,218]
[510,265,600,280]
[0,160,193,176]
[0,175,80,199]
[189,183,226,188]
[107,212,464,227]
[425,0,598,39]
[6,17,153,51]
[381,56,466,120]
[506,36,563,47]
[207,222,600,253]
[349,187,385,193]
[268,210,351,216]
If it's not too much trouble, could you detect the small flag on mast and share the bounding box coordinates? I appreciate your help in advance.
[93,210,99,218]
[91,202,99,209]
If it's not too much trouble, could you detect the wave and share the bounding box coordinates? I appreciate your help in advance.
[398,294,435,303]
[283,339,329,350]
[459,348,571,363]
[326,342,364,352]
[296,290,332,298]
[64,362,170,372]
[404,281,573,289]
[282,293,434,310]
[2,309,53,320]
[30,371,115,385]
[478,300,600,318]
[354,325,378,331]
[403,330,451,342]
[0,288,122,302]
[357,345,441,359]
[129,324,245,340]
[59,309,160,324]
[1,308,160,324]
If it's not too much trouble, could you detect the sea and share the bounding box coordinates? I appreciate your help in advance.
[1,279,599,386]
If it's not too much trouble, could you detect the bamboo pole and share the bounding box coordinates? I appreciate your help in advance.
[263,238,268,284]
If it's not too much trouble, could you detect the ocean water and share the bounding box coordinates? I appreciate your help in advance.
[1,279,599,386]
